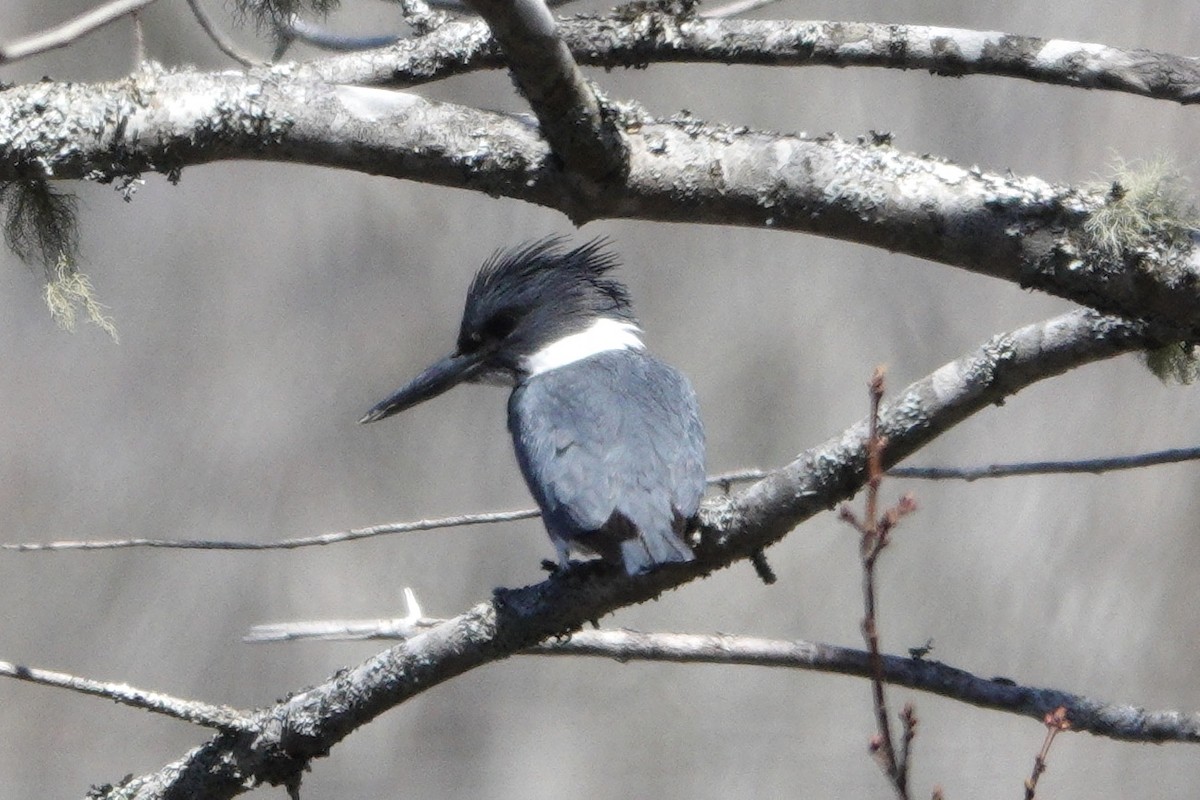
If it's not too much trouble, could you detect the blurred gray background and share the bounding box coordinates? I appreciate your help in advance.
[2,0,1199,797]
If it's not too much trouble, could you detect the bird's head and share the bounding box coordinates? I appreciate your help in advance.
[360,237,642,424]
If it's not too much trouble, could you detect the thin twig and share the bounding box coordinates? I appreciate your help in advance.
[273,16,403,52]
[463,0,627,185]
[0,0,160,63]
[247,588,438,642]
[864,371,905,798]
[0,508,541,552]
[132,11,145,64]
[0,659,249,731]
[0,446,1180,559]
[899,704,917,792]
[717,446,1200,485]
[1025,707,1071,799]
[7,446,1196,552]
[0,472,757,552]
[891,446,1200,481]
[840,368,918,800]
[185,0,261,67]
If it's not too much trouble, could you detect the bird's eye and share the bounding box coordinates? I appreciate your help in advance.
[482,311,518,341]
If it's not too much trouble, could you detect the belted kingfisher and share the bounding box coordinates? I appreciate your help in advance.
[360,238,706,576]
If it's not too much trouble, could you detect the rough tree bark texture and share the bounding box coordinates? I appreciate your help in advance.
[1,0,1199,798]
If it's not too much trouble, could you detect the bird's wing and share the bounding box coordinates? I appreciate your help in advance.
[507,353,705,539]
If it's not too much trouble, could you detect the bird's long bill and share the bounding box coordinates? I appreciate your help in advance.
[359,351,485,424]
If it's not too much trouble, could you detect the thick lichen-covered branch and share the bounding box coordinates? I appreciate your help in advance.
[3,74,1197,336]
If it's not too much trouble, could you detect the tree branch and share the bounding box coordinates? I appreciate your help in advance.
[891,446,1200,481]
[462,0,628,189]
[556,17,1200,105]
[0,0,160,64]
[245,621,1200,745]
[13,445,1196,552]
[86,308,1152,799]
[292,15,1200,107]
[0,508,541,552]
[185,0,262,68]
[0,659,248,731]
[2,74,1197,335]
[0,471,768,552]
[273,16,406,53]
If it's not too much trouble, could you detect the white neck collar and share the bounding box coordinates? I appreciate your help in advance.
[522,317,645,377]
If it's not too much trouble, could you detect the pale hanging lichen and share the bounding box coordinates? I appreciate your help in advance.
[43,253,118,341]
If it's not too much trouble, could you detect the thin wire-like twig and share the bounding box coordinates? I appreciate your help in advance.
[274,16,402,52]
[891,446,1200,481]
[839,368,918,800]
[0,659,249,730]
[1025,707,1071,799]
[724,446,1200,485]
[132,10,145,63]
[0,509,541,552]
[6,448,1199,552]
[0,0,160,63]
[185,0,261,67]
[0,472,763,552]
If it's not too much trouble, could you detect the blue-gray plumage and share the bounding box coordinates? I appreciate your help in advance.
[509,349,704,574]
[360,237,705,576]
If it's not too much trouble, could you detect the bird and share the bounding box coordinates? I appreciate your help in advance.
[360,237,706,576]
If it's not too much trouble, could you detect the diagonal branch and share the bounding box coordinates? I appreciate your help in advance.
[461,0,627,188]
[89,309,1152,799]
[0,0,160,64]
[185,0,262,68]
[0,659,249,731]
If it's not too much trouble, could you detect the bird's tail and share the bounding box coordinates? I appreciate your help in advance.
[619,520,695,576]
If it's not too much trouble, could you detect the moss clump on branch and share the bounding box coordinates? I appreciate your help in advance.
[1143,341,1198,385]
[233,0,341,31]
[1082,158,1200,385]
[1083,156,1197,257]
[1,178,79,269]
